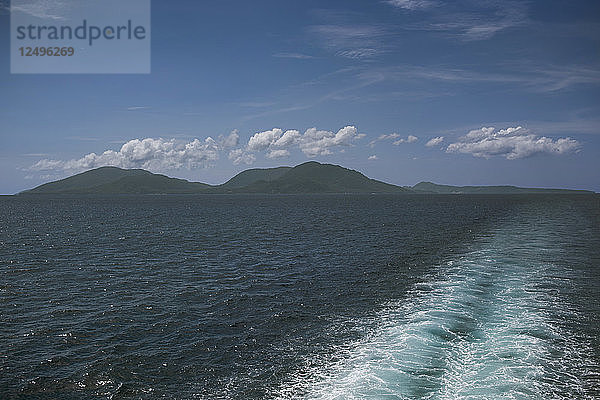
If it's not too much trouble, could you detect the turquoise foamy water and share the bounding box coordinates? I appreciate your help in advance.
[277,198,600,399]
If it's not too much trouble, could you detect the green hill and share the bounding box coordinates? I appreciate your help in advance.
[23,167,210,194]
[237,162,410,193]
[220,166,291,189]
[412,181,594,194]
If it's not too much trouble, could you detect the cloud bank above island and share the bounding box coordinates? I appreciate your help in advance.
[29,126,365,172]
[28,124,581,174]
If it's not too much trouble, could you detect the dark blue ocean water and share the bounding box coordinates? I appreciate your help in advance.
[1,194,599,399]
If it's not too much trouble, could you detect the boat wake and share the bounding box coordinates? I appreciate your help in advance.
[275,208,600,399]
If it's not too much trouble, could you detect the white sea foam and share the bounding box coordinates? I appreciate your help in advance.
[275,215,600,399]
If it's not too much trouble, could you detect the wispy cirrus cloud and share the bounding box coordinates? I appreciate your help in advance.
[308,24,387,59]
[385,0,436,11]
[127,106,150,111]
[22,153,50,157]
[357,64,600,93]
[241,67,385,121]
[446,126,580,159]
[336,48,380,60]
[423,13,528,41]
[272,52,315,59]
[389,0,529,41]
[526,65,600,92]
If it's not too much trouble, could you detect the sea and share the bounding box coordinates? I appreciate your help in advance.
[1,194,599,399]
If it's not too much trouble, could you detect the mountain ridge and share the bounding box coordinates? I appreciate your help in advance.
[19,162,595,195]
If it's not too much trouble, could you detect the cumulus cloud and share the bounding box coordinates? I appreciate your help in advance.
[30,137,220,173]
[248,128,283,151]
[394,135,419,145]
[426,136,444,147]
[244,125,363,158]
[446,126,580,159]
[300,126,364,156]
[276,129,302,148]
[246,128,302,152]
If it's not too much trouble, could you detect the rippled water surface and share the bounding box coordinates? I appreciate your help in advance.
[1,194,599,399]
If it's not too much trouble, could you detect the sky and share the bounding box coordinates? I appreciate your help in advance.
[1,0,599,194]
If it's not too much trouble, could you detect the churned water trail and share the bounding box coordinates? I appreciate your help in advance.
[277,203,600,399]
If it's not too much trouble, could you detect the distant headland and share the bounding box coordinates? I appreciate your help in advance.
[19,161,595,195]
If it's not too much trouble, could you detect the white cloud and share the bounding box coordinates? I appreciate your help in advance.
[247,128,284,151]
[426,136,444,147]
[368,155,379,160]
[247,128,301,153]
[393,134,419,145]
[446,126,580,159]
[245,125,363,158]
[275,129,302,148]
[30,137,220,173]
[299,126,364,156]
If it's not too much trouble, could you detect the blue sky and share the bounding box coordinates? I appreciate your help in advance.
[1,0,599,194]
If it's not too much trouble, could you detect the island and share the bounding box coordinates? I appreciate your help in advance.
[20,161,595,195]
